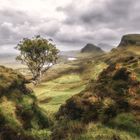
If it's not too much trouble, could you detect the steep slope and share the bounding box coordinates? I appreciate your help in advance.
[0,66,49,140]
[118,34,140,48]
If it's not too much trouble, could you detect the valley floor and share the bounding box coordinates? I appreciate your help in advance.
[34,73,85,114]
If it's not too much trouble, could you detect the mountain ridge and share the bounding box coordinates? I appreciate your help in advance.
[118,34,140,48]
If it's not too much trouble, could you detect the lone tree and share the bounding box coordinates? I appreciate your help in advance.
[16,35,59,83]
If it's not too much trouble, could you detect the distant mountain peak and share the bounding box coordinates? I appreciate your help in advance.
[118,34,140,48]
[81,43,104,53]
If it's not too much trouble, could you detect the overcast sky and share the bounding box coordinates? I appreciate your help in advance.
[0,0,140,53]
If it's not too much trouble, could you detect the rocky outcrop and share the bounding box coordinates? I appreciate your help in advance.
[118,34,140,47]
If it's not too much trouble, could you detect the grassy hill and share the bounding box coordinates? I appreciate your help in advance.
[52,47,140,140]
[0,66,51,140]
[1,35,140,140]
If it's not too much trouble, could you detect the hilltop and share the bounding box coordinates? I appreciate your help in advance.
[118,34,140,48]
[81,43,104,53]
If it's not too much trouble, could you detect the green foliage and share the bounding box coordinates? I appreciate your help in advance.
[16,36,59,81]
[34,74,85,113]
[57,65,140,123]
[0,66,51,139]
[108,113,140,136]
[1,43,140,139]
[0,125,36,140]
[0,66,26,95]
[75,123,139,140]
[51,120,85,140]
[28,129,51,140]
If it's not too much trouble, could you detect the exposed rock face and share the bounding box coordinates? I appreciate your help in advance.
[81,43,104,53]
[118,34,140,47]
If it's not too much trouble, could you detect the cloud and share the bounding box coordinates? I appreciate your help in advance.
[60,0,135,27]
[0,8,60,47]
[57,0,140,47]
[0,0,140,52]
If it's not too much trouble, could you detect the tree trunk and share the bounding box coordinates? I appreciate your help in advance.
[38,71,42,83]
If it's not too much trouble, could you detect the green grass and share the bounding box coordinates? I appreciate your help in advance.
[52,120,140,140]
[0,96,21,127]
[91,62,107,80]
[75,123,140,140]
[53,74,81,84]
[81,61,107,81]
[127,46,140,55]
[27,129,51,140]
[34,74,85,114]
[108,113,140,137]
[1,48,140,139]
